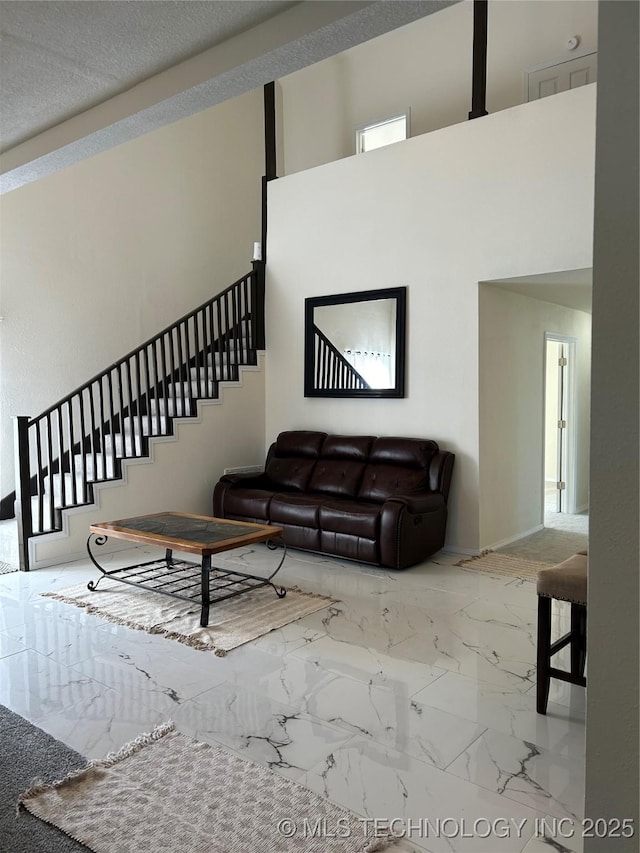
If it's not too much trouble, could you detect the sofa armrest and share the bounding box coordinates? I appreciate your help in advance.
[379,492,448,569]
[383,492,446,514]
[217,470,268,488]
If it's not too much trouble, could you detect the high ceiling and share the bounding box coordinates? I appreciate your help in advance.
[0,1,456,191]
[0,1,295,152]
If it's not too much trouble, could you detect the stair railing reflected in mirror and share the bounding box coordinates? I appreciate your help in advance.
[304,287,406,398]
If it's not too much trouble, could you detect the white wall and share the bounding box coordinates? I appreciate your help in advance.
[0,89,264,500]
[585,0,639,841]
[479,286,591,549]
[266,85,596,553]
[280,0,598,175]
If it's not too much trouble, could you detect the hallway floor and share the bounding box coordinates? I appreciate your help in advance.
[497,510,588,565]
[0,542,585,852]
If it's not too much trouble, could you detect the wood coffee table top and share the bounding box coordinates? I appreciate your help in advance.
[90,512,283,557]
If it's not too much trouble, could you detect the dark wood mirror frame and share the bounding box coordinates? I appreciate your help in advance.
[304,286,406,398]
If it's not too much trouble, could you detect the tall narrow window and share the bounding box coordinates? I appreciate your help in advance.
[356,113,409,154]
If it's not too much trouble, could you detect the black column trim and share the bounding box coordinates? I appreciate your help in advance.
[264,82,277,181]
[469,0,489,120]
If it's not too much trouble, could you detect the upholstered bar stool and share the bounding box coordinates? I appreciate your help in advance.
[536,550,588,714]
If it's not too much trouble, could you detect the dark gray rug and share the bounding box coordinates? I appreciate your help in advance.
[0,705,89,852]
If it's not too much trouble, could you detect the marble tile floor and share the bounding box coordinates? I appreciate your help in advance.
[0,544,586,852]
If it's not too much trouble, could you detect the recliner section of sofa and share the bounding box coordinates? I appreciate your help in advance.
[213,430,454,569]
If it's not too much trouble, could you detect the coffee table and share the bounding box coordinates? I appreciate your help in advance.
[86,512,286,627]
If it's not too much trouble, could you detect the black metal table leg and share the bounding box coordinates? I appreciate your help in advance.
[200,554,211,627]
[266,538,288,598]
[87,534,110,590]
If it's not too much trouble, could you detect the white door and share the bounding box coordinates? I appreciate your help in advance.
[528,53,597,101]
[544,335,577,515]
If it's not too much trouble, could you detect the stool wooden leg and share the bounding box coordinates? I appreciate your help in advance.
[571,603,587,677]
[537,595,552,714]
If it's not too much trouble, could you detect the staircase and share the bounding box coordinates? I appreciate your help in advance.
[13,266,265,570]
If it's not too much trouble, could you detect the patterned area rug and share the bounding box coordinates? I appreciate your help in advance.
[19,722,394,852]
[456,552,555,582]
[0,560,18,574]
[43,579,334,656]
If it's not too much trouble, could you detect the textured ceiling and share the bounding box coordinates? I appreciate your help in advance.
[0,1,457,192]
[0,1,295,152]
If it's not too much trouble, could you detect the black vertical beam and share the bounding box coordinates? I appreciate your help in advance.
[14,416,32,571]
[468,0,489,120]
[264,82,277,181]
[261,175,268,263]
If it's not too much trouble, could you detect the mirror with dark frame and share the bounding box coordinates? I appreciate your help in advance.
[304,286,406,398]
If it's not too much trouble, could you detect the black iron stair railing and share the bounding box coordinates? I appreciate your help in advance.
[13,265,265,570]
[312,324,370,391]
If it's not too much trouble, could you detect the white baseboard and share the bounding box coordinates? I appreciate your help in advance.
[28,539,139,571]
[442,545,483,557]
[481,523,545,553]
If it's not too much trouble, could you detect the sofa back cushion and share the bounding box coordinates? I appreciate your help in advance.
[357,437,439,502]
[265,430,327,491]
[308,435,374,497]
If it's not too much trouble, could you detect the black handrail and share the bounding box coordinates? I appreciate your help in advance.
[14,267,265,570]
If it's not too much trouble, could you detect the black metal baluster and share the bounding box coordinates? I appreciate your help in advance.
[142,345,151,438]
[116,365,124,460]
[97,377,106,479]
[67,399,78,504]
[56,406,66,515]
[232,283,240,368]
[216,299,224,384]
[242,276,252,361]
[206,305,213,392]
[323,342,330,389]
[202,307,210,394]
[211,301,219,397]
[176,322,186,415]
[187,316,196,403]
[151,339,161,435]
[35,418,44,530]
[107,370,116,480]
[159,333,169,416]
[88,383,98,485]
[121,362,130,457]
[199,309,208,397]
[46,414,54,532]
[167,328,178,416]
[193,311,202,398]
[78,388,87,502]
[14,417,34,567]
[315,338,321,388]
[224,293,232,381]
[238,278,245,355]
[134,352,143,455]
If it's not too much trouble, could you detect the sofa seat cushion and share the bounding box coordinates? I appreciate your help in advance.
[270,493,325,527]
[222,487,275,520]
[319,500,381,538]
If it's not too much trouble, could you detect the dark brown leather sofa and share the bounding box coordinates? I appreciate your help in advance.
[213,430,454,569]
